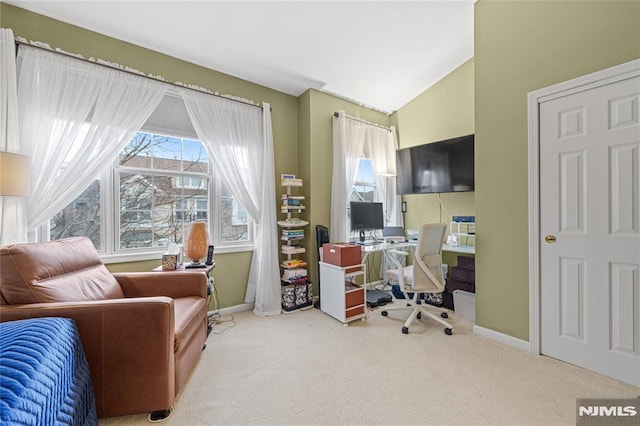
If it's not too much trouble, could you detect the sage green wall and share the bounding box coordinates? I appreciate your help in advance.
[475,0,640,340]
[1,3,299,310]
[391,59,475,232]
[300,89,390,287]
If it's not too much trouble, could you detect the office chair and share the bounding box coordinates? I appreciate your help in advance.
[381,223,453,335]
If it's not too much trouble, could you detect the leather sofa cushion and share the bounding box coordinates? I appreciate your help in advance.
[173,296,207,354]
[0,237,124,304]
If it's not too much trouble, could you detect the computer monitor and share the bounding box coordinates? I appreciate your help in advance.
[350,202,384,242]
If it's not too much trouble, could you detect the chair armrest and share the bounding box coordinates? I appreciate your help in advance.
[387,249,409,272]
[114,272,207,299]
[0,298,175,417]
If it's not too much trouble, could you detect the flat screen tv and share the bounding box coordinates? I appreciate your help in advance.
[396,134,474,194]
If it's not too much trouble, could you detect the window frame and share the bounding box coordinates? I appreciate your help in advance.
[43,132,254,264]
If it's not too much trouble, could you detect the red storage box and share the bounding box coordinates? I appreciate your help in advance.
[322,243,361,267]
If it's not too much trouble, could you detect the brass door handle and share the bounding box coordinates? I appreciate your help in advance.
[545,235,556,243]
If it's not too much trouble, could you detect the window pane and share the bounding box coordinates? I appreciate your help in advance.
[352,158,376,202]
[120,132,152,168]
[120,173,153,210]
[152,209,181,247]
[351,185,375,202]
[219,182,248,243]
[183,139,208,173]
[119,172,152,249]
[152,134,182,171]
[356,158,375,184]
[120,211,152,249]
[50,179,101,249]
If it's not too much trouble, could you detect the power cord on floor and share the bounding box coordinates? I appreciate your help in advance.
[207,312,236,335]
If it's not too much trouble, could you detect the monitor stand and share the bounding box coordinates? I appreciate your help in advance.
[359,230,365,243]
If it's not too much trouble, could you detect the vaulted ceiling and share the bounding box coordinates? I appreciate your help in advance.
[4,0,475,114]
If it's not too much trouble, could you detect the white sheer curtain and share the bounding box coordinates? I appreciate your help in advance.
[17,46,168,231]
[0,29,27,244]
[330,111,402,242]
[330,111,366,242]
[179,89,280,316]
[365,125,403,227]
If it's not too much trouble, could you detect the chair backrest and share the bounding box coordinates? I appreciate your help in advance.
[411,223,447,292]
[0,237,124,305]
[316,225,329,260]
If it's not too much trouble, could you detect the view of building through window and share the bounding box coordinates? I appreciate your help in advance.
[50,132,250,252]
[351,158,376,202]
[50,180,101,248]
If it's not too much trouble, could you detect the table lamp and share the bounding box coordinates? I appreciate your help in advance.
[0,151,31,196]
[184,221,208,268]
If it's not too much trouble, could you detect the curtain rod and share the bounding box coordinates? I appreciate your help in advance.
[333,111,391,132]
[14,40,263,110]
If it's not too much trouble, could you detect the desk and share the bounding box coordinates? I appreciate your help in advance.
[442,244,475,255]
[360,241,476,260]
[360,241,415,263]
[359,241,475,285]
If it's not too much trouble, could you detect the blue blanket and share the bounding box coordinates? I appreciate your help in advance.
[0,317,97,425]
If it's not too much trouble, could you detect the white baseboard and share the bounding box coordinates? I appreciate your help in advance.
[473,325,532,352]
[209,302,253,317]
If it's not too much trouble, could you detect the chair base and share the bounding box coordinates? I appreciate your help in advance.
[381,302,454,335]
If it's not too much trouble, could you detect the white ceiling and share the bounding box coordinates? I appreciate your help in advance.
[4,0,475,114]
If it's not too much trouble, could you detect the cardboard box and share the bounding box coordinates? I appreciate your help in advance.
[322,243,361,267]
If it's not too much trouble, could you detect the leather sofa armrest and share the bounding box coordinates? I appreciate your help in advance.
[0,298,176,417]
[114,272,207,299]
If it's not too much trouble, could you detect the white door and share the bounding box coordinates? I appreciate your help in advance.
[539,75,640,386]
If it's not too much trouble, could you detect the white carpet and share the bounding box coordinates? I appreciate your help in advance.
[99,302,638,425]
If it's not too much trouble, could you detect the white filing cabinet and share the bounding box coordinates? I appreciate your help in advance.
[319,261,367,325]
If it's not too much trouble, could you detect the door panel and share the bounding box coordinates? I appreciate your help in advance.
[540,75,640,386]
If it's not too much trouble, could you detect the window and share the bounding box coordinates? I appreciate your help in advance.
[351,158,376,202]
[118,132,210,249]
[348,158,382,238]
[49,129,252,259]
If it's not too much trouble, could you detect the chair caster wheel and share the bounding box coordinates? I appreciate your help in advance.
[402,326,409,334]
[416,312,422,319]
[441,312,448,319]
[381,311,388,316]
[444,328,452,335]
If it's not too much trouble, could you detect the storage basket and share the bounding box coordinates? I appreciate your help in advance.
[281,280,313,311]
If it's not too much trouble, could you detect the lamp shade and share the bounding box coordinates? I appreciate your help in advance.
[0,152,30,196]
[184,222,208,264]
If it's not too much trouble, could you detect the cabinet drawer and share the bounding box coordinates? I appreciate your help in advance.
[345,305,365,319]
[345,287,365,309]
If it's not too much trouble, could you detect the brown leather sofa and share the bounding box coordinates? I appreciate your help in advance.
[0,237,208,418]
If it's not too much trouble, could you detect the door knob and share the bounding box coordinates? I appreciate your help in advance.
[545,235,557,243]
